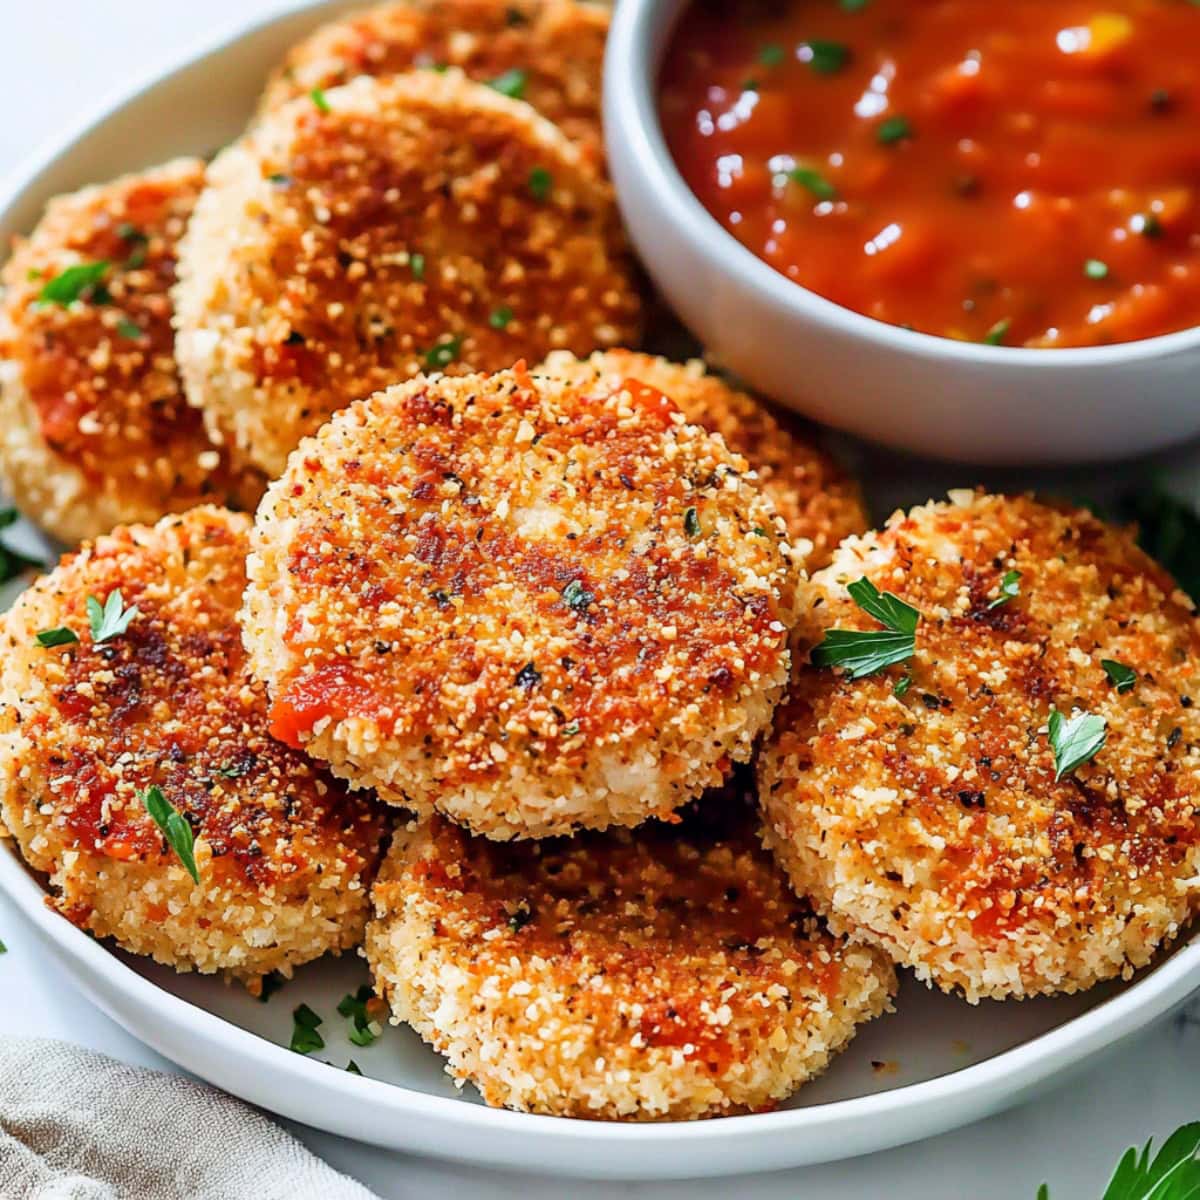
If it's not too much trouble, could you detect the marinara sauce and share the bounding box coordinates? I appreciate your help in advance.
[660,1,1200,347]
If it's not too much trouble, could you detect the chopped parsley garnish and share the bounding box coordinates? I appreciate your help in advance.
[310,87,331,113]
[789,166,837,200]
[684,506,702,538]
[1039,1122,1200,1200]
[802,40,848,74]
[87,589,139,643]
[268,172,291,185]
[346,1060,363,1075]
[840,0,870,9]
[0,509,46,583]
[118,224,148,269]
[338,985,383,1048]
[893,673,913,698]
[1131,212,1162,239]
[1101,659,1136,694]
[1047,707,1106,781]
[410,252,426,281]
[561,578,595,613]
[877,116,912,145]
[561,721,580,737]
[36,627,78,648]
[758,43,786,67]
[988,569,1021,610]
[811,577,920,680]
[741,78,760,92]
[116,317,142,340]
[138,785,200,884]
[423,334,463,370]
[1084,258,1109,280]
[38,261,110,307]
[983,317,1012,346]
[528,167,553,201]
[0,939,6,954]
[290,1004,325,1055]
[257,971,286,1003]
[488,68,528,99]
[489,305,514,330]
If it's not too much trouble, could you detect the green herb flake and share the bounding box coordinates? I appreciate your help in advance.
[758,43,786,67]
[346,1060,363,1075]
[877,116,912,145]
[893,673,913,698]
[0,939,7,955]
[116,317,142,340]
[36,627,79,648]
[561,578,595,614]
[338,985,382,1048]
[1047,707,1107,781]
[741,78,760,92]
[310,87,331,113]
[561,721,580,737]
[1101,659,1137,694]
[987,569,1021,610]
[257,971,286,1003]
[1084,258,1109,280]
[87,589,139,644]
[811,577,921,680]
[0,509,44,583]
[684,506,701,538]
[138,785,200,884]
[290,1003,325,1055]
[26,268,42,282]
[802,39,849,74]
[489,305,514,330]
[789,166,837,200]
[38,261,110,307]
[528,166,553,201]
[488,68,528,99]
[840,0,870,9]
[983,317,1012,346]
[423,334,463,370]
[410,252,426,281]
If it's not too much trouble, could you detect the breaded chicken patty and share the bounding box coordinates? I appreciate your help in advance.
[0,160,263,544]
[759,491,1200,1002]
[259,0,610,169]
[539,350,869,570]
[243,366,798,839]
[0,506,386,985]
[366,782,896,1119]
[175,71,641,477]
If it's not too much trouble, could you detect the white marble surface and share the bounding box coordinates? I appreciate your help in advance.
[0,3,1198,1197]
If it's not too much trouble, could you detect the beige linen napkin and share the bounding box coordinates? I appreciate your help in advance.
[0,1037,381,1200]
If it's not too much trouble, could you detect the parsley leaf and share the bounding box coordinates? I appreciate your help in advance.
[811,577,921,679]
[38,261,110,307]
[1101,659,1137,694]
[0,939,6,954]
[790,166,837,200]
[346,1060,363,1075]
[257,971,286,1003]
[758,43,786,66]
[310,87,331,113]
[840,0,870,8]
[1084,258,1109,280]
[893,673,913,698]
[409,252,425,281]
[36,627,78,648]
[988,569,1021,609]
[290,1003,325,1054]
[338,985,383,1047]
[983,317,1012,345]
[87,589,139,643]
[488,68,528,99]
[116,317,142,340]
[1047,708,1106,781]
[684,506,701,538]
[489,305,514,330]
[561,578,595,613]
[877,116,912,144]
[138,785,200,884]
[802,40,848,74]
[528,167,553,201]
[1044,1122,1200,1200]
[423,334,463,370]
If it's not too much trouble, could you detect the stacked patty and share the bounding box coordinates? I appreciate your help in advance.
[0,507,386,984]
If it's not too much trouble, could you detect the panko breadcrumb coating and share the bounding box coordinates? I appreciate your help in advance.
[243,365,798,839]
[539,350,868,570]
[0,507,386,985]
[759,491,1200,1002]
[366,782,896,1119]
[175,71,641,478]
[259,0,610,169]
[0,160,263,544]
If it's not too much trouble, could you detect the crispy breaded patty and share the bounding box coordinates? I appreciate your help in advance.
[0,160,263,544]
[175,71,641,478]
[243,366,797,839]
[539,350,868,570]
[259,0,610,169]
[0,506,386,985]
[366,784,896,1119]
[759,491,1200,1002]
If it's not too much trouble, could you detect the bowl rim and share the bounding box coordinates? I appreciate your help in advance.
[606,0,1200,368]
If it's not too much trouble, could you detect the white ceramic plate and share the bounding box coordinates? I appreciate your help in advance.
[1,1,1199,1181]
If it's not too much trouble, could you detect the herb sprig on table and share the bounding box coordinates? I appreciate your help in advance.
[1038,1122,1200,1198]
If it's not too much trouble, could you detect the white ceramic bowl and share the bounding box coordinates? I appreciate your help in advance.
[605,0,1200,466]
[2,0,1200,1181]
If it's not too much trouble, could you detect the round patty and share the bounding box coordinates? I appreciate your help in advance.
[175,71,641,478]
[258,0,610,170]
[366,782,896,1119]
[243,365,798,839]
[538,350,869,570]
[759,491,1200,1002]
[0,160,263,544]
[0,506,387,986]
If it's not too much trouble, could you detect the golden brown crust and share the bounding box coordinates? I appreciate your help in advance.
[0,506,386,983]
[539,350,869,569]
[366,783,896,1118]
[259,0,610,169]
[758,491,1200,1001]
[0,161,264,543]
[175,71,641,477]
[243,365,798,839]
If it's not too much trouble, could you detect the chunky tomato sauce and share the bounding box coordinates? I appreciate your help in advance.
[660,0,1200,347]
